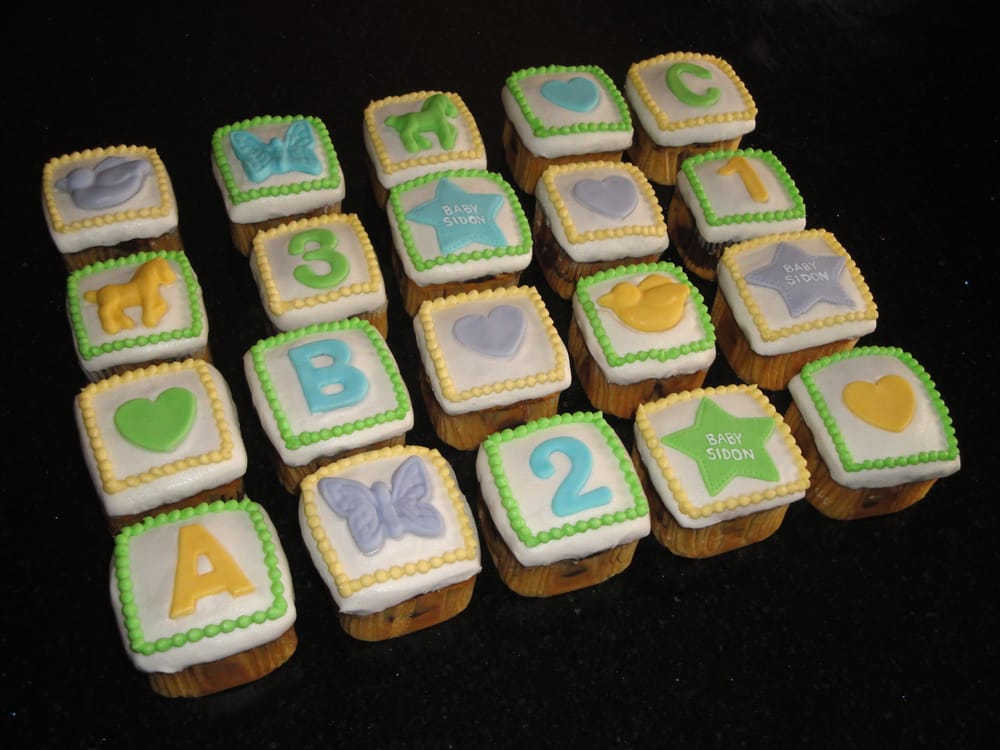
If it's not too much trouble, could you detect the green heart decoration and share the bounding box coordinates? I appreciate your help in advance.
[114,387,197,452]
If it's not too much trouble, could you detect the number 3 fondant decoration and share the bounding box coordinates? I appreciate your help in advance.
[530,436,612,517]
[287,227,350,290]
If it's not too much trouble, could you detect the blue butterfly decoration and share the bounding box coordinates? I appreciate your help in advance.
[318,456,446,555]
[229,119,323,183]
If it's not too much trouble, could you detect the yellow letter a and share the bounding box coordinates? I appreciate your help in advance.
[169,523,255,618]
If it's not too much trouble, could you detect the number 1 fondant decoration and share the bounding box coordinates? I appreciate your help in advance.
[288,339,369,414]
[288,227,350,290]
[571,176,638,220]
[540,76,600,112]
[661,398,779,496]
[230,118,322,182]
[842,375,915,432]
[84,257,177,335]
[743,242,854,317]
[384,93,459,153]
[597,275,690,332]
[114,386,197,452]
[55,155,153,210]
[530,436,612,517]
[665,62,721,108]
[318,455,445,555]
[406,178,506,255]
[452,304,526,358]
[717,155,768,203]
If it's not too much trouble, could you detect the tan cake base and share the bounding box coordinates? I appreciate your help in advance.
[230,204,341,257]
[62,228,184,272]
[148,626,298,698]
[503,120,624,195]
[626,124,743,186]
[273,434,408,495]
[365,156,392,209]
[666,189,727,281]
[568,316,708,418]
[419,369,561,451]
[711,290,859,391]
[476,496,638,597]
[264,303,389,340]
[389,246,522,316]
[338,577,477,642]
[85,345,213,384]
[631,445,788,558]
[532,208,664,300]
[784,402,938,520]
[106,476,245,535]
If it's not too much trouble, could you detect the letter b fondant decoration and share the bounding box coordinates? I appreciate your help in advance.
[288,339,369,414]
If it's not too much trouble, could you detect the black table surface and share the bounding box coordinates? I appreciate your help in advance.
[6,2,995,748]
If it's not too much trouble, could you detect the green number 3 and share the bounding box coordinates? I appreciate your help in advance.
[289,227,350,290]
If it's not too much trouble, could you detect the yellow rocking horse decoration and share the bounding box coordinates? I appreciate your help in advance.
[84,257,178,334]
[384,93,459,153]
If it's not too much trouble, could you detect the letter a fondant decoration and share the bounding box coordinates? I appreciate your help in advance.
[288,339,369,414]
[169,523,255,618]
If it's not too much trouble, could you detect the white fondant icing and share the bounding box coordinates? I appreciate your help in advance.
[109,503,296,674]
[476,418,649,567]
[788,353,961,488]
[299,447,481,615]
[244,325,413,467]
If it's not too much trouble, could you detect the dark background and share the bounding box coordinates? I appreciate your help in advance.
[5,2,996,748]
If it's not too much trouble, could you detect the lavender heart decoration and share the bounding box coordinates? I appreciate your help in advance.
[571,176,638,219]
[452,304,526,358]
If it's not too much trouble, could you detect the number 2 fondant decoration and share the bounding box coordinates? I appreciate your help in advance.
[230,118,322,182]
[452,304,526,358]
[287,227,350,290]
[597,275,690,332]
[530,436,612,517]
[717,155,768,203]
[288,339,369,414]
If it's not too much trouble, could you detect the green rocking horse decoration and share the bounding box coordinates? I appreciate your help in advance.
[385,93,459,153]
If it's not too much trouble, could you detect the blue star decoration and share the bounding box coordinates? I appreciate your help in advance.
[405,178,506,256]
[661,398,779,497]
[743,242,856,317]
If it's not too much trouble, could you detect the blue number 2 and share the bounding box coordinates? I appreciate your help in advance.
[529,436,612,517]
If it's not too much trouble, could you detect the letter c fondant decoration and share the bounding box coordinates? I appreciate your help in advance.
[666,62,721,108]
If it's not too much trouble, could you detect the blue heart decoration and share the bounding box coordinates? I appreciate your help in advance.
[452,304,526,358]
[571,176,638,220]
[540,77,600,113]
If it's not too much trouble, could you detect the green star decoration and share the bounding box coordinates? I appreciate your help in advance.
[661,398,780,497]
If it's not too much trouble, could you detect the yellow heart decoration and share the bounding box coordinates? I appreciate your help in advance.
[841,375,915,432]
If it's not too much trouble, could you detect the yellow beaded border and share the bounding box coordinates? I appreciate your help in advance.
[300,444,479,599]
[416,286,569,404]
[77,359,236,495]
[627,52,757,133]
[42,145,175,234]
[634,384,810,521]
[251,214,384,316]
[539,161,667,246]
[364,91,486,176]
[719,229,878,343]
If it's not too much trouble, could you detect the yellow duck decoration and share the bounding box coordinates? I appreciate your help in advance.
[597,275,690,332]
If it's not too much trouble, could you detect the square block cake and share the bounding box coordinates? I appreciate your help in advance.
[633,384,810,558]
[244,319,414,493]
[570,261,717,418]
[668,148,807,281]
[532,160,669,299]
[42,144,181,271]
[363,91,487,207]
[475,411,650,597]
[75,358,248,533]
[714,229,878,390]
[299,444,481,641]
[249,214,388,336]
[211,114,345,256]
[413,285,572,450]
[386,168,532,315]
[501,64,633,193]
[66,250,210,382]
[786,346,960,520]
[624,52,757,186]
[109,498,297,697]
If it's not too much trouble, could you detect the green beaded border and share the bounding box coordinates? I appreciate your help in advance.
[575,261,715,368]
[211,115,342,206]
[388,169,531,273]
[679,148,806,227]
[505,65,632,139]
[481,411,648,547]
[67,250,205,361]
[112,498,290,657]
[248,318,411,451]
[798,345,959,473]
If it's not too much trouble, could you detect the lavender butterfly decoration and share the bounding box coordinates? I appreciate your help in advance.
[318,456,445,555]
